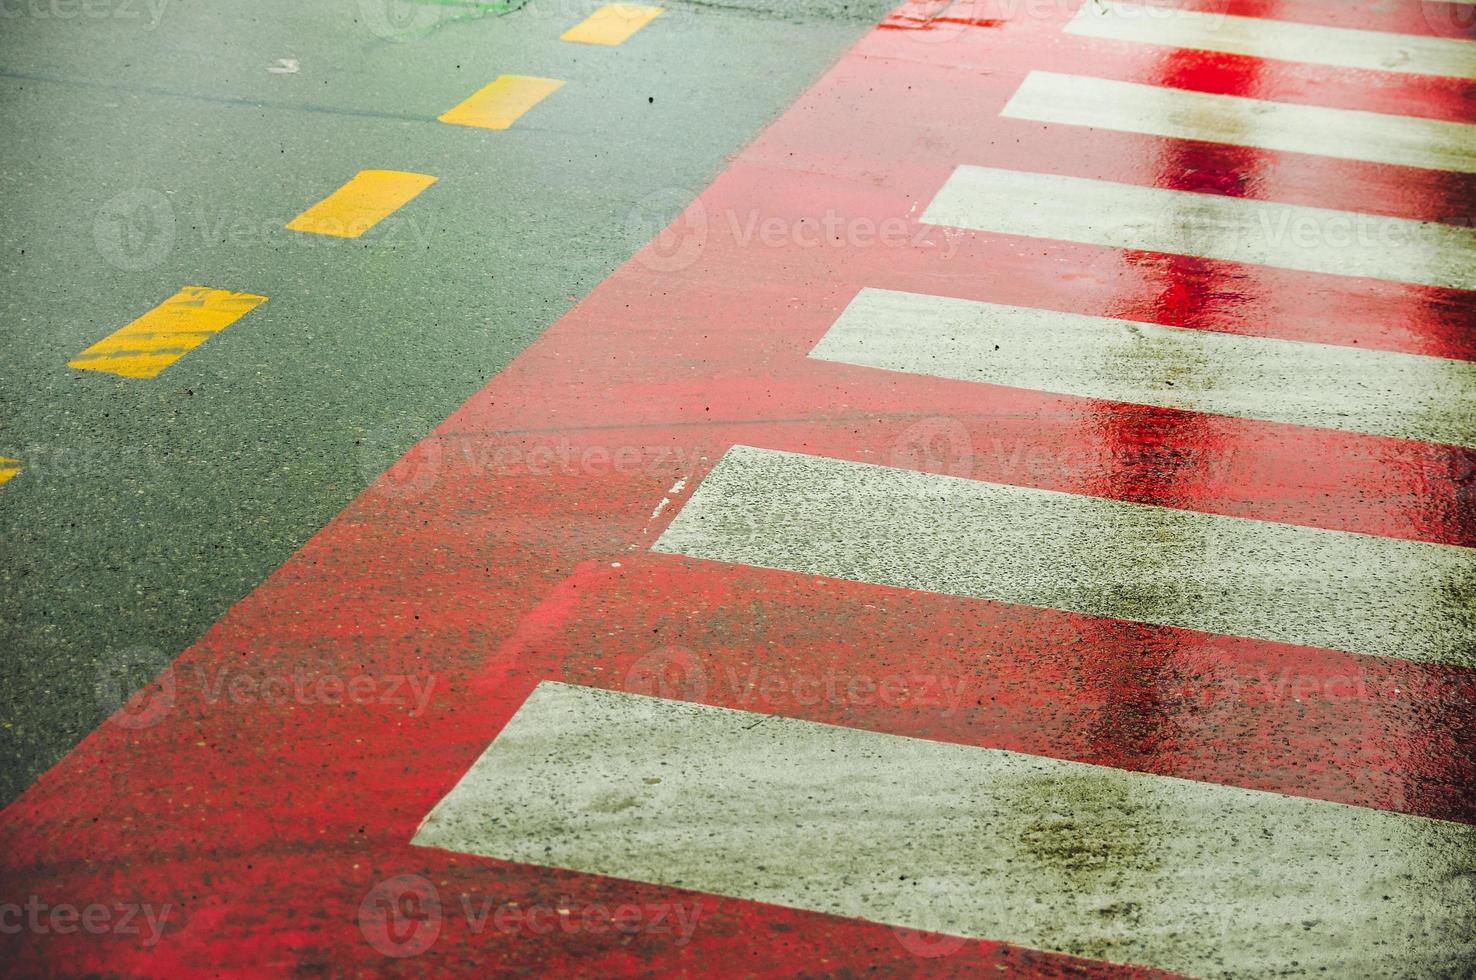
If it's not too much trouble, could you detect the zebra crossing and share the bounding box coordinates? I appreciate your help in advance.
[1002,70,1476,173]
[922,165,1476,290]
[1065,0,1476,79]
[417,681,1476,977]
[416,0,1476,973]
[651,445,1476,665]
[809,287,1476,445]
[5,0,1471,974]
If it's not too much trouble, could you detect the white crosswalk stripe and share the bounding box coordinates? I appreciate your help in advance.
[1067,0,1476,80]
[809,287,1476,446]
[652,445,1476,665]
[416,681,1476,978]
[420,4,1476,974]
[922,165,1476,291]
[1003,71,1476,173]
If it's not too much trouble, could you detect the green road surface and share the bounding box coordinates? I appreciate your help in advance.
[0,0,894,806]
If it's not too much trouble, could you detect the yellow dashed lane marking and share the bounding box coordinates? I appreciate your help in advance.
[0,458,21,487]
[562,4,663,45]
[287,170,437,238]
[439,75,565,130]
[69,287,268,379]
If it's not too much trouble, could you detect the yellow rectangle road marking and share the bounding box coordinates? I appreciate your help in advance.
[438,76,564,130]
[69,287,268,379]
[562,4,663,45]
[0,458,21,487]
[286,170,437,238]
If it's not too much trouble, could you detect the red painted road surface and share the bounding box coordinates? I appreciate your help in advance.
[3,0,1474,974]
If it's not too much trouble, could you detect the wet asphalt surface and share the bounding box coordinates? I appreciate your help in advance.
[0,0,895,806]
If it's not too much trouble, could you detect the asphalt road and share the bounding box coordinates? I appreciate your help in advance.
[3,1,1475,974]
[0,0,894,805]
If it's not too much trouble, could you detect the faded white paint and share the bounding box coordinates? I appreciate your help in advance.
[1003,71,1476,173]
[809,287,1476,446]
[652,446,1476,665]
[1067,1,1476,80]
[416,682,1476,978]
[922,165,1476,291]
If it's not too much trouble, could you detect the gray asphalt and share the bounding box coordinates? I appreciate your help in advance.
[0,0,895,806]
